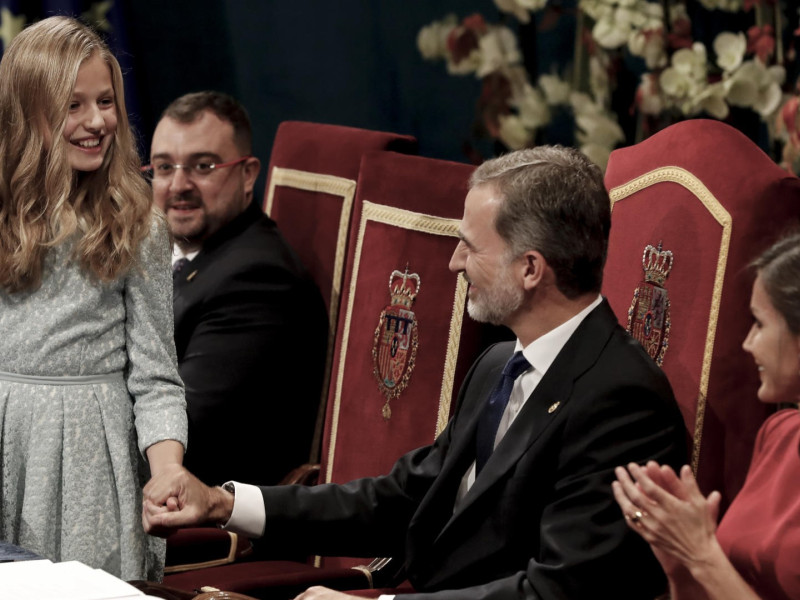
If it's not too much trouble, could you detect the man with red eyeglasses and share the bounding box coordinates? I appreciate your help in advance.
[147,91,327,488]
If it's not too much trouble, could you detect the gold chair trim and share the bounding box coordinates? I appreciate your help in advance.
[349,565,375,588]
[162,532,240,575]
[325,200,464,484]
[265,166,357,460]
[609,166,732,476]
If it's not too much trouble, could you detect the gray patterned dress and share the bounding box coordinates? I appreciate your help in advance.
[0,218,188,581]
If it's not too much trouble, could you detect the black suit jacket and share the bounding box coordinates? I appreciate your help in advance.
[174,202,327,486]
[259,300,685,599]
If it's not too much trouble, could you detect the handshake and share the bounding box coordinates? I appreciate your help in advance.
[141,465,234,537]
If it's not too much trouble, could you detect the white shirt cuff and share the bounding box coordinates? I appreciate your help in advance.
[219,481,265,538]
[377,596,395,600]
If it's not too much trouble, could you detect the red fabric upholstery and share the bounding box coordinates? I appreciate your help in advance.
[264,122,418,464]
[318,151,485,572]
[603,119,800,510]
[264,121,417,316]
[163,561,369,599]
[164,528,252,574]
[321,151,480,485]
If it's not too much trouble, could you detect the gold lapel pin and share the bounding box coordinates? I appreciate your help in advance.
[186,270,198,282]
[547,401,560,414]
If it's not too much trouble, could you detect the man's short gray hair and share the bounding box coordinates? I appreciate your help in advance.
[470,146,611,298]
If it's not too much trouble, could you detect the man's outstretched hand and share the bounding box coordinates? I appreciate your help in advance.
[142,465,234,537]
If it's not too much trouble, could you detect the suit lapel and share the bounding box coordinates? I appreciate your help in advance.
[172,202,265,308]
[435,300,619,535]
[433,350,506,490]
[406,345,508,548]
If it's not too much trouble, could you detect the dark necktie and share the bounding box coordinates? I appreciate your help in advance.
[475,351,531,474]
[173,257,190,275]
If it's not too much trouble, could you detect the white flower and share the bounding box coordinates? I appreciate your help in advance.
[570,90,623,169]
[417,15,458,60]
[694,82,729,119]
[725,62,759,107]
[575,111,625,148]
[713,31,746,73]
[698,0,743,11]
[658,42,709,113]
[493,0,547,24]
[446,51,481,75]
[769,64,787,87]
[574,92,625,169]
[725,60,786,117]
[512,83,551,128]
[538,74,571,105]
[504,65,533,98]
[589,53,612,108]
[580,142,613,171]
[476,26,522,77]
[570,91,603,117]
[759,65,788,117]
[625,1,670,68]
[640,0,665,20]
[655,42,723,117]
[636,74,663,116]
[629,28,667,69]
[497,114,534,149]
[669,2,689,22]
[672,42,708,80]
[659,67,693,100]
[579,0,609,21]
[592,6,637,49]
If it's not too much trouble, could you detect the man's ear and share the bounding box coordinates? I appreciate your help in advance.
[521,250,547,291]
[242,156,261,197]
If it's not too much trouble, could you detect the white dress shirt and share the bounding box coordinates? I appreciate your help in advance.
[171,245,199,266]
[221,295,604,596]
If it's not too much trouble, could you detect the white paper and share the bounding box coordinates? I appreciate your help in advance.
[0,560,145,600]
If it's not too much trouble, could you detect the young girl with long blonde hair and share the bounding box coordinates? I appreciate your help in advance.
[0,16,186,580]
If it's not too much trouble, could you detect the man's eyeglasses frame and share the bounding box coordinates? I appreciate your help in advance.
[140,156,252,181]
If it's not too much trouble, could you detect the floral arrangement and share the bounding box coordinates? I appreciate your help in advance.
[417,0,800,172]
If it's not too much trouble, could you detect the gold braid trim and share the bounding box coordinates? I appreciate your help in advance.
[609,166,732,477]
[265,166,357,461]
[441,276,468,437]
[326,201,461,483]
[162,532,240,574]
[349,565,374,588]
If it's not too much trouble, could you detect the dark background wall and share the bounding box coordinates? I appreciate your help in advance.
[122,0,493,196]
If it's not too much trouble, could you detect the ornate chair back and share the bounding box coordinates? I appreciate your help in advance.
[264,121,418,458]
[602,119,800,510]
[318,150,498,571]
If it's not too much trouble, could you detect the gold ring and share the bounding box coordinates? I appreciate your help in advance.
[629,510,644,524]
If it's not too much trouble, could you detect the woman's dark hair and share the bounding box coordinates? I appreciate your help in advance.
[753,231,800,335]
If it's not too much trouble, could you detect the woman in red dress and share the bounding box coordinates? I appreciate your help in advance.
[613,232,800,600]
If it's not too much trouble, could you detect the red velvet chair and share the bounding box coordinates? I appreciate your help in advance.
[264,121,418,325]
[602,119,800,511]
[162,152,499,598]
[264,122,418,459]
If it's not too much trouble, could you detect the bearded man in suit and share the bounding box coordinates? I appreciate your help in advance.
[144,145,685,599]
[147,91,326,487]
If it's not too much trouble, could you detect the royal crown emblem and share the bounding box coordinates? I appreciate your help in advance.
[627,242,673,366]
[372,266,420,420]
